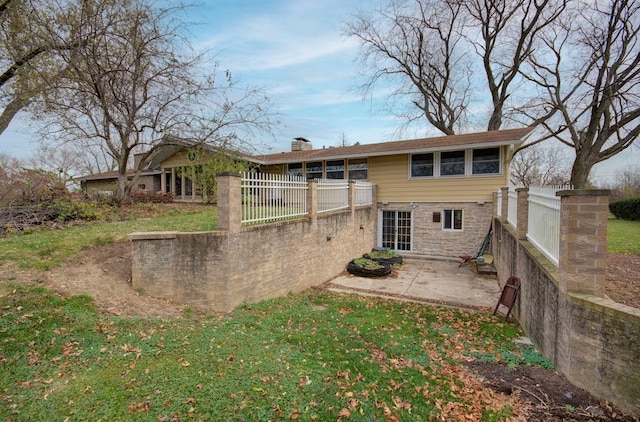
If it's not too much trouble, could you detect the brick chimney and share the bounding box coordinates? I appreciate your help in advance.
[291,137,312,151]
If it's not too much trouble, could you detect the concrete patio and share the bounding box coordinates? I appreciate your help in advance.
[327,257,503,310]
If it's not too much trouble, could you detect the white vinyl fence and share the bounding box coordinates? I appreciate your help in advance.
[507,186,518,228]
[355,181,374,206]
[496,188,503,218]
[317,179,350,213]
[526,185,570,266]
[241,172,308,224]
[241,174,375,225]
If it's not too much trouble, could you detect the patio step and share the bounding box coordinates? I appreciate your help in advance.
[475,261,497,275]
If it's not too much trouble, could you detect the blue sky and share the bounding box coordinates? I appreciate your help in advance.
[0,0,637,182]
[191,0,409,153]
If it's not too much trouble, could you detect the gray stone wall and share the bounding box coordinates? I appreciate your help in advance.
[129,207,376,313]
[493,218,640,415]
[378,201,493,257]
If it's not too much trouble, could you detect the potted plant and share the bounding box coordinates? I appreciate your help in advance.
[363,248,403,265]
[347,257,392,277]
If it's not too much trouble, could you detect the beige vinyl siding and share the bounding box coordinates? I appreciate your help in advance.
[259,164,286,175]
[162,150,196,168]
[368,148,510,202]
[84,179,117,193]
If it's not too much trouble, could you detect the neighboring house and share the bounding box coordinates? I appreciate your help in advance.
[253,128,533,257]
[80,139,258,201]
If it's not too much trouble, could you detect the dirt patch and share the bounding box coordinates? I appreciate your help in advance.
[606,252,640,308]
[2,242,187,318]
[465,361,637,421]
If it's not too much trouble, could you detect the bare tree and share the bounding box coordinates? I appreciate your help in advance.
[0,0,83,136]
[345,0,470,135]
[345,0,565,135]
[520,0,640,188]
[25,144,84,190]
[35,0,276,201]
[614,165,640,198]
[464,0,567,131]
[510,144,571,186]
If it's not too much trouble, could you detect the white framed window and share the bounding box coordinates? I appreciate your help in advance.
[305,161,323,180]
[410,153,434,178]
[325,160,345,179]
[443,209,463,230]
[440,151,465,176]
[348,158,368,180]
[472,147,501,175]
[287,163,303,177]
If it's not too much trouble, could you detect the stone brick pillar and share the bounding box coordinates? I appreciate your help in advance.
[557,190,610,297]
[349,181,357,216]
[308,180,318,223]
[217,172,242,233]
[500,186,509,223]
[516,187,529,240]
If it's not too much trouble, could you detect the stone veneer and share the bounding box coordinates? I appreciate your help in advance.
[493,190,640,415]
[378,201,493,257]
[130,174,376,313]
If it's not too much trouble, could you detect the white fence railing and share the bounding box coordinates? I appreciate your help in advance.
[526,185,570,266]
[241,172,308,225]
[496,188,502,217]
[355,181,374,206]
[318,179,349,213]
[507,186,518,227]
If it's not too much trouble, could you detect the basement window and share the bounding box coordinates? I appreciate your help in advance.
[443,209,463,230]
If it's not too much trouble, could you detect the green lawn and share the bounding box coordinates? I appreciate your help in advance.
[2,205,634,420]
[0,204,217,270]
[0,284,547,421]
[607,218,640,254]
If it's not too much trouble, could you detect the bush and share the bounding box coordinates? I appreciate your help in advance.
[130,190,175,203]
[609,197,640,220]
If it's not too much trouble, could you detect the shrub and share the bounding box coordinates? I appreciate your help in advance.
[609,197,640,220]
[130,190,175,203]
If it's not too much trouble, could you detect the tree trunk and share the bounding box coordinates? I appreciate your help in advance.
[487,103,503,132]
[569,154,593,189]
[116,173,131,204]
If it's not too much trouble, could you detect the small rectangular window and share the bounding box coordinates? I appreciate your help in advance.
[325,160,345,179]
[443,209,463,230]
[440,151,465,176]
[287,163,303,177]
[305,161,323,180]
[348,158,368,180]
[411,153,434,177]
[472,148,500,174]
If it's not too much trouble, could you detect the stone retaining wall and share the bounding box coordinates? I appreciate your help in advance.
[493,190,640,415]
[130,174,377,313]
